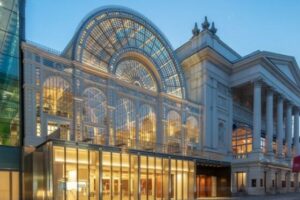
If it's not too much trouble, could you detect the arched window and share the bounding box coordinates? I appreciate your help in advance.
[43,76,72,118]
[115,59,158,92]
[186,116,199,144]
[115,98,136,147]
[83,88,107,144]
[139,104,156,149]
[166,110,182,139]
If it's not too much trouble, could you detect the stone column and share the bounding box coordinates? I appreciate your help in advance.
[286,103,293,159]
[294,108,300,155]
[266,89,274,155]
[277,96,284,158]
[253,81,262,152]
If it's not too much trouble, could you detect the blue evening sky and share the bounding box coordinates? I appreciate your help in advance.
[26,0,300,63]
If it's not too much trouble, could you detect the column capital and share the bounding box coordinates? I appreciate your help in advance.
[253,78,264,87]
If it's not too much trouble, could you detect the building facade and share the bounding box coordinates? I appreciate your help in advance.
[1,4,299,200]
[0,0,25,199]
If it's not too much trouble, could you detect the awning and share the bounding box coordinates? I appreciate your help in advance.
[292,155,300,172]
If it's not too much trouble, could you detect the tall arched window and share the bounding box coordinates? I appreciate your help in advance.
[43,76,72,118]
[166,110,182,151]
[186,116,199,144]
[139,104,156,149]
[115,98,136,147]
[83,88,107,144]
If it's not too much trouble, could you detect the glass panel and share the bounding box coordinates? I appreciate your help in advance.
[89,150,99,200]
[140,156,147,200]
[139,104,156,150]
[78,149,88,200]
[53,146,65,200]
[130,154,138,200]
[166,111,182,153]
[115,98,135,147]
[83,88,107,144]
[12,171,19,200]
[188,161,195,199]
[66,148,77,200]
[148,157,155,200]
[162,158,169,200]
[171,159,176,200]
[155,157,163,200]
[112,153,120,200]
[182,161,188,200]
[43,76,73,118]
[0,171,9,200]
[186,116,199,145]
[116,60,157,92]
[103,152,111,200]
[121,153,130,200]
[176,160,183,199]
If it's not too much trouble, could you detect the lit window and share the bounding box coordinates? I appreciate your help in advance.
[232,125,252,155]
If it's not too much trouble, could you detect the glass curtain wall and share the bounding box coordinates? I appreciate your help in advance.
[166,111,182,153]
[51,144,195,200]
[138,105,156,150]
[0,0,21,146]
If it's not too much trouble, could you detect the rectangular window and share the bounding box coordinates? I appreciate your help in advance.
[232,126,252,156]
[251,179,256,187]
[260,178,263,187]
[282,180,286,188]
[236,172,246,192]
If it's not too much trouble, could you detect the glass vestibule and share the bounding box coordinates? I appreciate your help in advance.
[52,145,195,200]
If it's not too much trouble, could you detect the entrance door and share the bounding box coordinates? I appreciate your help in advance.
[236,172,246,192]
[196,175,216,197]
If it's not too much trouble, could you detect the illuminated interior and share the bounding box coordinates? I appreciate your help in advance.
[232,126,253,154]
[52,145,195,200]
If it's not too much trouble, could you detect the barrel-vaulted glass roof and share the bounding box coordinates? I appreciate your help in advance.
[64,6,186,98]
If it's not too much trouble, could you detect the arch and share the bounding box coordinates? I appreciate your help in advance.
[115,59,158,92]
[166,110,182,138]
[43,76,72,118]
[138,104,156,148]
[186,116,199,144]
[115,98,136,147]
[65,6,186,98]
[83,87,107,144]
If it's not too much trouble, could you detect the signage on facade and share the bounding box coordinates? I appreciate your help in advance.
[292,155,300,172]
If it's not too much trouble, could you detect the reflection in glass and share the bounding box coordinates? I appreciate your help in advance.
[112,153,120,200]
[139,104,156,150]
[115,98,135,147]
[121,154,130,200]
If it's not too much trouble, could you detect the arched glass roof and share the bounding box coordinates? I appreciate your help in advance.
[116,59,157,92]
[66,6,186,98]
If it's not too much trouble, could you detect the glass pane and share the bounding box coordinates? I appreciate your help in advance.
[188,161,195,199]
[171,159,176,200]
[140,156,147,200]
[103,152,111,200]
[0,171,10,200]
[89,150,99,200]
[121,153,130,200]
[130,154,138,200]
[66,148,77,200]
[53,146,65,200]
[78,149,88,200]
[163,158,169,200]
[155,158,163,200]
[12,171,19,200]
[183,161,188,199]
[148,157,155,200]
[112,153,120,200]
